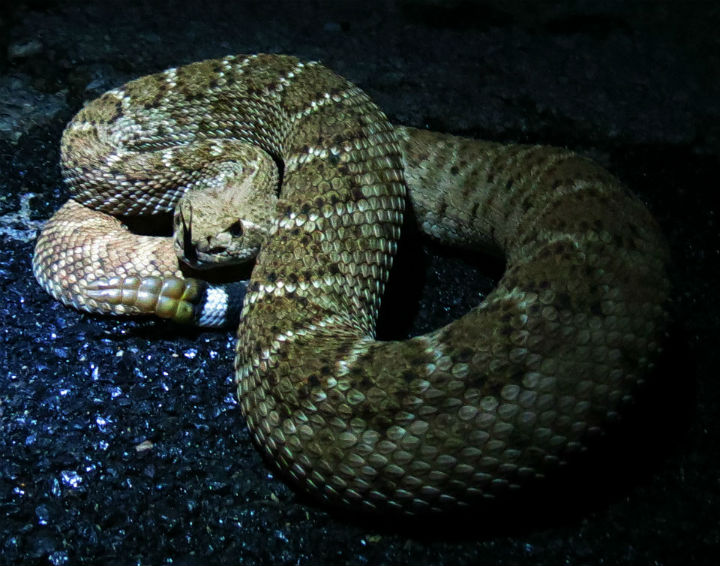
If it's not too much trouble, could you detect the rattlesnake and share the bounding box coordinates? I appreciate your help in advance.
[33,54,669,514]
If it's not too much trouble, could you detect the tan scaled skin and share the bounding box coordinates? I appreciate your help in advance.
[33,54,669,515]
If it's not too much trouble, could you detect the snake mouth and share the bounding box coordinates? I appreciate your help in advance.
[180,247,257,272]
[176,240,245,270]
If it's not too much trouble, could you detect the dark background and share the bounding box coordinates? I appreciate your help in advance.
[1,1,718,564]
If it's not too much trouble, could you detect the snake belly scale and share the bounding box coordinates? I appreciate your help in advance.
[33,54,669,514]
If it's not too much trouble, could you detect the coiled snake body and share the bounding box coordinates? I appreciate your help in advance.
[33,54,669,514]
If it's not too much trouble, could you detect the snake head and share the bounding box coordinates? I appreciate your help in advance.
[171,143,280,270]
[173,188,271,270]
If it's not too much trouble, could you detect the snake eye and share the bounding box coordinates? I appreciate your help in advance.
[228,220,244,237]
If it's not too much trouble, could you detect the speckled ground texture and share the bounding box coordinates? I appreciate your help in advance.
[1,1,718,564]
